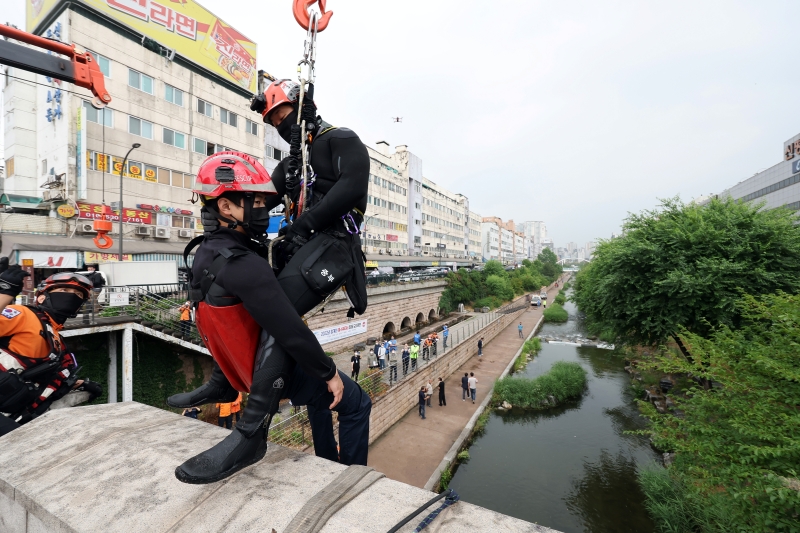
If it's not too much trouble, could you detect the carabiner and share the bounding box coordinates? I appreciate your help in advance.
[293,0,333,32]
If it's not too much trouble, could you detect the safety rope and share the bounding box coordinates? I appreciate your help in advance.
[386,489,460,533]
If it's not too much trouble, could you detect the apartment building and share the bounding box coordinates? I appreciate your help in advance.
[1,1,262,272]
[364,142,410,256]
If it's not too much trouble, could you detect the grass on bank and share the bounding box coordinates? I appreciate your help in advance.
[494,361,587,409]
[543,303,569,323]
[554,293,567,305]
[513,337,542,373]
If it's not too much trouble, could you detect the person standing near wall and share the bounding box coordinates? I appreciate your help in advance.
[178,301,192,338]
[216,401,233,429]
[477,337,483,357]
[518,322,524,338]
[351,350,361,381]
[377,343,386,370]
[461,373,469,401]
[401,344,410,376]
[425,380,433,407]
[230,393,242,425]
[413,331,421,345]
[442,325,449,348]
[418,386,427,419]
[410,343,419,371]
[438,377,446,406]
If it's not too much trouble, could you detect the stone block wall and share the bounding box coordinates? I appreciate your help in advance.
[305,280,447,354]
[367,305,528,444]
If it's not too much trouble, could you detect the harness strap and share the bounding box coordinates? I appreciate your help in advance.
[198,247,253,302]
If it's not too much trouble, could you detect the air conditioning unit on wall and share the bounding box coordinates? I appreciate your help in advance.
[178,229,193,238]
[77,222,95,233]
[154,227,170,239]
[136,226,152,236]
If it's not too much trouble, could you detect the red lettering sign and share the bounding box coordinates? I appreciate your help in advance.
[77,202,153,225]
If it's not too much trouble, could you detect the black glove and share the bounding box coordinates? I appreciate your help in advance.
[281,216,313,261]
[0,256,9,273]
[200,206,220,236]
[75,379,103,402]
[0,265,30,298]
[250,92,267,115]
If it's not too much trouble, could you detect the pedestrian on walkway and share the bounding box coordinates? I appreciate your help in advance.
[468,372,478,404]
[442,325,449,348]
[351,350,361,381]
[389,335,397,353]
[373,340,380,365]
[388,350,398,381]
[461,372,469,401]
[418,386,427,419]
[413,331,421,345]
[401,344,410,376]
[216,401,233,429]
[178,301,193,338]
[438,377,446,406]
[543,300,547,309]
[231,392,242,424]
[425,380,433,407]
[478,337,483,357]
[410,343,419,371]
[377,343,386,370]
[518,322,524,338]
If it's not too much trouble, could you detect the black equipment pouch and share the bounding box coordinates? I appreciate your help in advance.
[300,233,354,296]
[0,370,38,416]
[343,234,368,318]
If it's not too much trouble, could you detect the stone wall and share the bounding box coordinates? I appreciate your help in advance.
[305,279,447,353]
[367,304,528,444]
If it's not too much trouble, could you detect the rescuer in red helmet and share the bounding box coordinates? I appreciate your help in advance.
[0,263,102,436]
[169,152,371,484]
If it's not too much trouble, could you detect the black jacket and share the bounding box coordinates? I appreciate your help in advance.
[266,127,369,233]
[461,376,469,390]
[192,228,336,382]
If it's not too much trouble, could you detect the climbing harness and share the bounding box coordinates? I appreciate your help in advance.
[386,489,461,533]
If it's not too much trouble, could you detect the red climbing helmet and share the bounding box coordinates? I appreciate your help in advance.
[260,79,301,123]
[193,151,278,199]
[41,272,93,298]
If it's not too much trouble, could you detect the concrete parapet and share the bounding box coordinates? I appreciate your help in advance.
[0,403,558,533]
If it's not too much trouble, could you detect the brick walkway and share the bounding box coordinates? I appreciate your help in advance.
[367,278,568,488]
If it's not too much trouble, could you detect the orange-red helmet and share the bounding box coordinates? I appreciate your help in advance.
[260,79,301,123]
[42,272,93,298]
[193,151,277,199]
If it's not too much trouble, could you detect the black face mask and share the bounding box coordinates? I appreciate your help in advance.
[40,292,86,324]
[276,108,298,144]
[245,207,270,237]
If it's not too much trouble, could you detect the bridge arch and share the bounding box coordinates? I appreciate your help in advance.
[428,309,437,322]
[415,312,425,326]
[401,316,412,330]
[382,322,396,338]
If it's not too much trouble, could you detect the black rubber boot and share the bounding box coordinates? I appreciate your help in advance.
[167,362,238,408]
[174,332,294,484]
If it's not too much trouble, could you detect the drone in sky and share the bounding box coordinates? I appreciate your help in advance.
[391,117,403,123]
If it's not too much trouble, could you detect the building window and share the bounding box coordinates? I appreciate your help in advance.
[88,51,111,77]
[128,69,153,94]
[82,100,113,127]
[197,99,213,117]
[128,116,153,139]
[164,84,184,106]
[162,128,186,149]
[193,137,207,155]
[157,167,171,185]
[220,108,238,127]
[172,216,195,228]
[267,146,285,160]
[246,119,258,136]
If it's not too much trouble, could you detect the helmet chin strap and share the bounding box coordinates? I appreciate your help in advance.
[206,195,259,237]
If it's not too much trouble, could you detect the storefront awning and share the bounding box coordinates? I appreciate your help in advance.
[0,194,46,210]
[0,233,193,259]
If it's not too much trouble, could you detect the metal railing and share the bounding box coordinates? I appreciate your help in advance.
[366,271,449,286]
[74,283,200,343]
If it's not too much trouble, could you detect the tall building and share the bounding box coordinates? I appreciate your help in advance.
[715,132,800,212]
[3,0,262,275]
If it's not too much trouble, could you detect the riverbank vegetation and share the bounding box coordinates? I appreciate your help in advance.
[513,337,542,373]
[554,292,566,305]
[571,197,800,532]
[543,303,568,323]
[439,251,563,313]
[494,361,587,409]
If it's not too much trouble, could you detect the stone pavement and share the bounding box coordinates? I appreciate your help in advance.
[366,278,568,488]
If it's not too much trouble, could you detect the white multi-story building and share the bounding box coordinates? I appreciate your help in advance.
[364,142,410,257]
[3,1,263,277]
[715,132,800,213]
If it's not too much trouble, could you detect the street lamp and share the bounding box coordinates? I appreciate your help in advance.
[118,143,140,260]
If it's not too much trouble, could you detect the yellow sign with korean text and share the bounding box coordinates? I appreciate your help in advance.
[84,252,133,263]
[56,204,76,218]
[27,0,257,93]
[365,261,379,268]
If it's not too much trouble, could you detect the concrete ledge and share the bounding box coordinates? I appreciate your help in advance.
[0,403,559,533]
[423,315,544,491]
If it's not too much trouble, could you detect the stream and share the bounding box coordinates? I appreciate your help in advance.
[448,299,660,533]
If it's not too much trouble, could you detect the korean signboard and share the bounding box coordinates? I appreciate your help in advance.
[312,319,368,345]
[27,0,258,93]
[18,251,79,268]
[84,252,132,263]
[77,202,153,224]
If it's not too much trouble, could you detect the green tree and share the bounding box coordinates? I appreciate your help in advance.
[638,293,800,532]
[572,197,800,350]
[486,274,514,301]
[483,260,505,277]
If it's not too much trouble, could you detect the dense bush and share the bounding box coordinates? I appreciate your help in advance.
[439,254,562,313]
[637,293,800,532]
[513,337,542,373]
[543,303,568,323]
[554,293,566,305]
[494,361,586,408]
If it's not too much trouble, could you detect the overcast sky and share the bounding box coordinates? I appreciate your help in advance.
[4,1,799,246]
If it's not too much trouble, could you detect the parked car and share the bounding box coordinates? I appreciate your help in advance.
[530,296,542,307]
[398,271,422,282]
[540,291,548,300]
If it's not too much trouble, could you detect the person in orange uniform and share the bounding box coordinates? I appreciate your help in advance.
[178,301,192,338]
[0,262,101,436]
[230,392,242,425]
[215,400,233,429]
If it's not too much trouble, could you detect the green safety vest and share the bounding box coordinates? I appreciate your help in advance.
[410,346,419,359]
